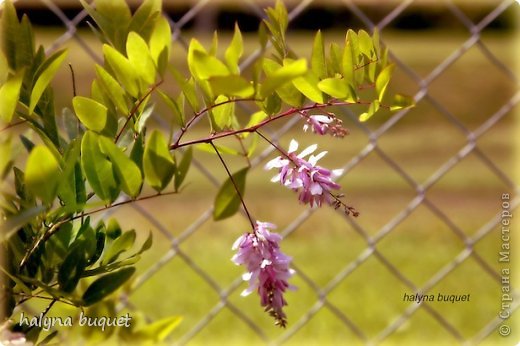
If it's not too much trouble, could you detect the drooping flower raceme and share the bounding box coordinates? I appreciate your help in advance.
[232,221,295,327]
[265,139,344,207]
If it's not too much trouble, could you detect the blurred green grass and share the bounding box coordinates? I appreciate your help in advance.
[25,28,519,345]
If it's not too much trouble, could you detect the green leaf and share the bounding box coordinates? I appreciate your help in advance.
[29,49,68,114]
[0,206,45,241]
[211,95,235,129]
[213,167,249,221]
[103,44,140,98]
[318,77,356,102]
[260,58,307,99]
[81,131,119,203]
[72,96,108,132]
[195,143,239,156]
[188,44,230,80]
[174,147,192,191]
[390,93,415,111]
[292,71,324,104]
[129,0,162,40]
[101,229,136,265]
[225,23,243,74]
[95,65,129,114]
[376,64,395,101]
[208,75,254,98]
[1,1,34,70]
[127,31,156,85]
[0,51,9,84]
[143,130,175,191]
[311,30,327,79]
[134,316,183,343]
[80,0,131,52]
[0,69,24,123]
[246,110,268,129]
[359,99,380,122]
[82,267,136,306]
[58,242,87,293]
[343,31,356,83]
[99,136,143,197]
[57,139,82,209]
[157,90,184,126]
[25,145,60,204]
[358,30,374,58]
[137,231,153,255]
[149,16,171,76]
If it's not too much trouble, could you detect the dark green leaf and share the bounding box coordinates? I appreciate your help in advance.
[213,167,249,220]
[82,267,136,306]
[58,242,87,293]
[174,147,192,191]
[143,130,175,191]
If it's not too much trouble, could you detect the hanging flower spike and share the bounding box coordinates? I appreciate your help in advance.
[301,112,349,138]
[232,221,295,327]
[265,139,345,207]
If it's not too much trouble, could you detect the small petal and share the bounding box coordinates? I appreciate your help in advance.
[288,139,299,153]
[297,144,317,159]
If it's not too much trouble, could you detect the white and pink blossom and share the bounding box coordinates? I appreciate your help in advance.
[265,139,344,207]
[232,221,295,327]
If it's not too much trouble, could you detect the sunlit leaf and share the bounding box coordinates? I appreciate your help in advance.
[359,99,380,122]
[25,145,60,204]
[390,93,415,111]
[292,71,324,104]
[317,77,356,102]
[72,96,108,132]
[0,69,24,123]
[81,131,119,203]
[311,30,327,79]
[103,44,140,98]
[225,23,243,74]
[260,58,307,98]
[99,136,143,197]
[126,31,156,85]
[101,229,136,265]
[376,64,395,101]
[29,49,67,114]
[208,75,254,98]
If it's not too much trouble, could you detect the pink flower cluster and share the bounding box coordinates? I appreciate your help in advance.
[302,114,349,137]
[265,139,344,207]
[231,221,295,327]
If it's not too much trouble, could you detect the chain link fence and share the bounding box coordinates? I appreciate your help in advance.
[17,0,520,344]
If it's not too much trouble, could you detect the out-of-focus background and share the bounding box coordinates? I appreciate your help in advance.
[8,0,520,344]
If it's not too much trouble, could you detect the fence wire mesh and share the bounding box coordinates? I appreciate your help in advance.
[18,0,520,344]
